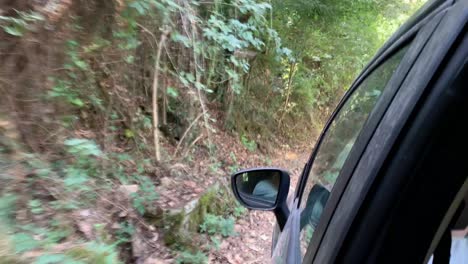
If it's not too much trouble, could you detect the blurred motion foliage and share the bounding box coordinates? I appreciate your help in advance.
[0,0,424,262]
[233,0,425,141]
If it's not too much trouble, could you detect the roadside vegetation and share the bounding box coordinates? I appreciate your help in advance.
[0,0,423,263]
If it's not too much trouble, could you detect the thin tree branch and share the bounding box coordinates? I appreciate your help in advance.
[151,27,170,162]
[173,113,203,157]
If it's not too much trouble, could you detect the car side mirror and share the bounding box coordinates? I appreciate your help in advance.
[231,168,290,230]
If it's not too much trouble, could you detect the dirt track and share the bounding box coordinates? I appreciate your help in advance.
[211,148,310,263]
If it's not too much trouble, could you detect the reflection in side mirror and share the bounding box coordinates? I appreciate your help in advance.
[231,168,290,230]
[235,170,281,209]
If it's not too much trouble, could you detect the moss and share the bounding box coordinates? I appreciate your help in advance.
[162,210,188,247]
[161,184,237,248]
[187,186,236,232]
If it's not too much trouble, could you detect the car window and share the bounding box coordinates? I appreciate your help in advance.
[298,46,410,259]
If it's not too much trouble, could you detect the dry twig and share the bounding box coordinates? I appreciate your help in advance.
[151,27,170,162]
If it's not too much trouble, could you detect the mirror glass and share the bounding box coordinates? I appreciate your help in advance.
[235,170,281,209]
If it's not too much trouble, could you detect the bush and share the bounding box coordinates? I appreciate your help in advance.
[200,214,235,237]
[176,251,208,264]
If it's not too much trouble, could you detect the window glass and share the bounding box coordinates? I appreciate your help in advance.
[299,46,409,258]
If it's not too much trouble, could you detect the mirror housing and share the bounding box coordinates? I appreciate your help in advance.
[231,167,290,230]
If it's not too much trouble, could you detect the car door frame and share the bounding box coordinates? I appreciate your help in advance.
[284,0,458,262]
[304,0,467,263]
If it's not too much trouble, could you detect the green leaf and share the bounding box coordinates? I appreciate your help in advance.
[124,129,135,138]
[171,32,191,48]
[70,98,84,107]
[64,138,102,157]
[125,55,135,64]
[13,233,40,253]
[28,200,43,214]
[167,87,178,98]
[3,25,23,36]
[67,40,79,47]
[34,254,82,264]
[220,217,235,237]
[64,175,89,187]
[185,73,195,83]
[64,138,89,146]
[34,254,66,264]
[74,60,88,70]
[23,12,45,22]
[129,2,146,15]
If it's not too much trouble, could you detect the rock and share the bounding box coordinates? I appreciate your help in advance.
[118,210,128,218]
[169,163,188,178]
[74,209,97,239]
[183,180,197,188]
[142,255,171,264]
[78,209,92,217]
[119,184,139,197]
[132,228,147,258]
[160,177,172,187]
[76,221,94,240]
[150,232,158,241]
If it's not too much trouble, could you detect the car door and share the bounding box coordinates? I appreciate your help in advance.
[270,0,461,263]
[302,0,467,263]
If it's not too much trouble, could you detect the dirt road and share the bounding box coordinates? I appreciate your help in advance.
[212,149,310,263]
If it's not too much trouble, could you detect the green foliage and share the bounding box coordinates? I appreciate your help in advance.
[64,138,102,157]
[61,138,103,196]
[65,242,121,264]
[65,41,89,71]
[240,134,257,152]
[233,205,247,218]
[34,254,81,264]
[201,0,291,96]
[28,199,44,215]
[229,0,424,141]
[304,225,314,245]
[45,228,70,245]
[209,236,221,251]
[176,250,208,264]
[48,79,84,107]
[208,161,222,174]
[0,194,17,224]
[227,152,239,173]
[167,87,179,98]
[0,10,44,37]
[131,175,159,215]
[115,221,134,244]
[200,214,235,237]
[12,233,40,253]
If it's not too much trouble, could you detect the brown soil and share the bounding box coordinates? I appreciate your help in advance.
[208,146,311,264]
